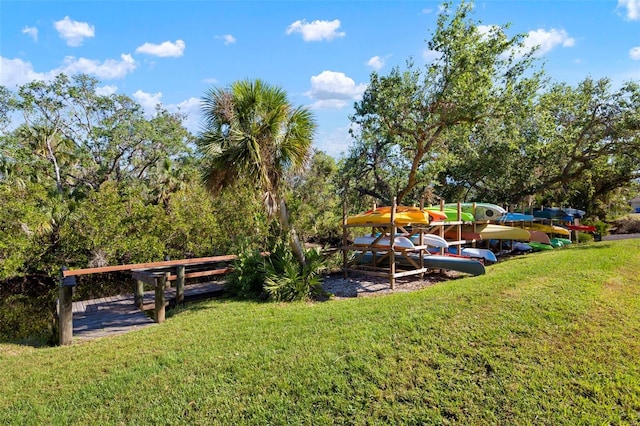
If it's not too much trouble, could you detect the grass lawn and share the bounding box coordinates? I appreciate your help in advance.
[1,239,639,425]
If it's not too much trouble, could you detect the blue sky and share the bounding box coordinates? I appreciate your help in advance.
[2,1,639,158]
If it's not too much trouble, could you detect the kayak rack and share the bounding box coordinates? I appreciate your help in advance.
[342,197,480,289]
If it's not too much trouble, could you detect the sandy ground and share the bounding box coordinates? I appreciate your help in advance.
[320,270,461,299]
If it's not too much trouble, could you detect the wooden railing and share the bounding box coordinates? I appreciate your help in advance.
[58,255,238,345]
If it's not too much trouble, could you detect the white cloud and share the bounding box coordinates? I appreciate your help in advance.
[630,46,640,60]
[135,40,185,57]
[618,0,640,20]
[0,57,50,87]
[305,71,366,109]
[476,24,503,39]
[95,85,118,96]
[517,28,575,58]
[167,97,202,133]
[202,77,218,84]
[315,125,351,158]
[54,16,95,47]
[133,90,163,116]
[22,26,38,42]
[286,19,345,42]
[59,54,137,79]
[422,49,443,62]
[0,54,136,88]
[366,56,385,70]
[215,34,236,45]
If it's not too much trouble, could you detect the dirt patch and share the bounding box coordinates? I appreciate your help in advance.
[320,270,461,299]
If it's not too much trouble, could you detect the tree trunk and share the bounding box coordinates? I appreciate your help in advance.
[277,198,306,266]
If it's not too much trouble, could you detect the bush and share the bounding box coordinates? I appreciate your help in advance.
[224,246,267,299]
[0,294,55,345]
[263,240,327,302]
[577,232,594,243]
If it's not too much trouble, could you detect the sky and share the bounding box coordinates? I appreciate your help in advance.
[1,0,639,158]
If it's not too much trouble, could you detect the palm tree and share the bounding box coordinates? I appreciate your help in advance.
[198,79,316,265]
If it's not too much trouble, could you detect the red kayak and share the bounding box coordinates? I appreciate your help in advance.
[565,224,596,232]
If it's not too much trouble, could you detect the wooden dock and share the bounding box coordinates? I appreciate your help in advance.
[70,281,224,342]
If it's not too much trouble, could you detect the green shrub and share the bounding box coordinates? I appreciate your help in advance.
[263,240,327,302]
[577,232,594,243]
[224,246,267,299]
[0,294,55,345]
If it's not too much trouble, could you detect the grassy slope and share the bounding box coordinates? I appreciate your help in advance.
[1,240,639,425]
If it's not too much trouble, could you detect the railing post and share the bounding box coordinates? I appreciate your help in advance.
[155,274,166,323]
[58,266,76,346]
[134,280,144,309]
[176,265,185,305]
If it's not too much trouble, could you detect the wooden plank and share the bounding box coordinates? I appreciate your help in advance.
[63,255,238,277]
[166,268,232,281]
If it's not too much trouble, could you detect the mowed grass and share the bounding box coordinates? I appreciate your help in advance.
[1,240,639,425]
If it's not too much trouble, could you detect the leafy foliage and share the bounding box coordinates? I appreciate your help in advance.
[198,79,317,265]
[287,151,343,246]
[342,1,539,206]
[263,240,327,302]
[224,245,267,300]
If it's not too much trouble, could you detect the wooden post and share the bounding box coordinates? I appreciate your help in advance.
[58,284,73,346]
[134,279,144,309]
[155,275,166,323]
[389,197,397,289]
[176,265,185,304]
[342,197,348,278]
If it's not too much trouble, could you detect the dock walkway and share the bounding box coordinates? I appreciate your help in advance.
[71,281,224,342]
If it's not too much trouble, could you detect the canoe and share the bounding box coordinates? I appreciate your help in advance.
[550,237,572,247]
[447,247,498,264]
[358,252,485,276]
[512,242,533,252]
[566,224,596,232]
[528,241,554,251]
[445,202,506,221]
[499,212,534,222]
[527,230,552,245]
[425,207,475,222]
[549,238,564,248]
[347,206,431,226]
[531,208,579,221]
[353,235,415,249]
[527,223,571,237]
[446,223,531,241]
[410,234,449,248]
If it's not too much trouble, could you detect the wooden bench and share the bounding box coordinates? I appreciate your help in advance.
[58,255,238,345]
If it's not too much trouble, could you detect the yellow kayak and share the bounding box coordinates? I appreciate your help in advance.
[347,206,431,226]
[527,223,570,236]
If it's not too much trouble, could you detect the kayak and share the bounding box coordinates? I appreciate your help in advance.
[512,242,533,253]
[425,207,475,222]
[528,241,554,251]
[528,230,552,245]
[499,212,534,222]
[410,234,449,248]
[347,206,431,226]
[353,235,415,249]
[446,223,531,241]
[565,224,596,232]
[447,247,498,264]
[358,252,485,276]
[550,237,572,247]
[445,202,506,221]
[527,223,571,237]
